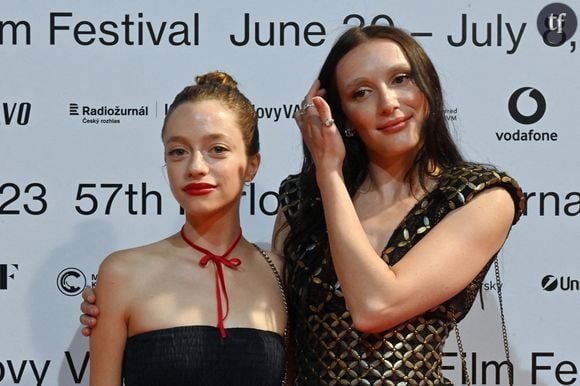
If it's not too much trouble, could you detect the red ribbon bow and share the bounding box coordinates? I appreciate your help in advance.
[180,227,242,338]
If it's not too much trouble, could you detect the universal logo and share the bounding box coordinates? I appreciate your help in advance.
[0,264,18,290]
[68,102,149,125]
[57,267,87,296]
[537,3,578,50]
[508,87,546,125]
[541,274,580,292]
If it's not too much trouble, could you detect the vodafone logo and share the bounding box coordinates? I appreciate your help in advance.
[508,87,546,125]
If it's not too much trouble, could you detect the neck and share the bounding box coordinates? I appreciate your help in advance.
[183,209,243,253]
[363,156,431,202]
[365,160,412,195]
[368,147,416,177]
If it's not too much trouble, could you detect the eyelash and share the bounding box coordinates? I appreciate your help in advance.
[352,89,369,99]
[351,73,413,99]
[165,144,230,158]
[167,148,186,157]
[393,73,411,84]
[212,145,227,153]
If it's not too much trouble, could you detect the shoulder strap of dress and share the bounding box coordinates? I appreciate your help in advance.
[252,244,290,386]
[251,244,288,335]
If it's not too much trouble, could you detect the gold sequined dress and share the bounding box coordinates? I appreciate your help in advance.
[279,164,524,386]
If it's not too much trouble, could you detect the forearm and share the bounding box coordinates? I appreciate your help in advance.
[318,176,516,331]
[316,170,398,329]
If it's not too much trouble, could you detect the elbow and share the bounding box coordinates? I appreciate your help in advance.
[351,317,383,333]
[349,304,400,333]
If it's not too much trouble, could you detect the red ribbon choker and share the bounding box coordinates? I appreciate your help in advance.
[180,226,242,338]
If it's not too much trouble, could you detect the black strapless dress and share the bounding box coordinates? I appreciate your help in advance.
[122,325,286,386]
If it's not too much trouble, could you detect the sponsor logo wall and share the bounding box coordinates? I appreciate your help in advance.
[1,1,578,384]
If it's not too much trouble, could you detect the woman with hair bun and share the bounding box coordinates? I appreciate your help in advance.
[84,25,524,385]
[89,71,288,386]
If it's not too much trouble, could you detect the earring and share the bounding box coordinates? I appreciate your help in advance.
[344,126,356,137]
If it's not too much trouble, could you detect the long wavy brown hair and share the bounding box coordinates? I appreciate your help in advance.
[283,25,465,262]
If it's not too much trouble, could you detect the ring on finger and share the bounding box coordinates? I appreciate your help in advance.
[299,102,315,115]
[323,118,335,127]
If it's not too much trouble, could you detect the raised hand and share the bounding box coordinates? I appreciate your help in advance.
[294,80,346,177]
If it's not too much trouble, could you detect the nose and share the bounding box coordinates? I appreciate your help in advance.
[188,151,209,176]
[379,86,400,115]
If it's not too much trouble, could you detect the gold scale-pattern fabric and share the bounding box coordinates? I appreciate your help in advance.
[279,164,524,385]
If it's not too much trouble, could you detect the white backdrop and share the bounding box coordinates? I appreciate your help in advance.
[1,1,578,385]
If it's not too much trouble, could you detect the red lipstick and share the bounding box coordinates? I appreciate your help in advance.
[183,183,216,196]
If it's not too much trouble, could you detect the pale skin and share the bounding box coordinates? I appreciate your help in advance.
[83,40,515,339]
[89,100,286,386]
[274,39,515,333]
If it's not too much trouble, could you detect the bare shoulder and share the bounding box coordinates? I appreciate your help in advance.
[449,186,516,244]
[465,186,515,221]
[97,237,174,280]
[250,243,285,274]
[94,238,175,310]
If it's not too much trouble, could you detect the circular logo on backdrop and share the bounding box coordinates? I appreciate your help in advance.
[541,275,559,291]
[537,3,578,46]
[57,267,86,296]
[508,87,546,124]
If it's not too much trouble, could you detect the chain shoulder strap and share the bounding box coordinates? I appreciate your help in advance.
[453,257,513,386]
[494,257,514,385]
[252,244,290,385]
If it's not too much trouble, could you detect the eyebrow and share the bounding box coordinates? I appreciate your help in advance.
[344,63,412,88]
[163,133,234,144]
[204,133,232,141]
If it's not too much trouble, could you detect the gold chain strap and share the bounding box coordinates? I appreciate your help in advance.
[494,257,514,386]
[253,244,290,385]
[453,256,513,386]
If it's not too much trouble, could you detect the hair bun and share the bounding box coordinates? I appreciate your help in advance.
[195,71,238,90]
